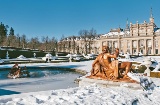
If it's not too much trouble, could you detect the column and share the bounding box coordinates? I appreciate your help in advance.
[144,39,147,55]
[136,40,139,55]
[130,40,132,55]
[152,38,154,55]
[112,41,114,53]
[118,39,120,50]
[158,38,160,54]
[100,40,103,53]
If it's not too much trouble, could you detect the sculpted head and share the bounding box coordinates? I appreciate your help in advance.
[102,46,109,53]
[115,48,119,52]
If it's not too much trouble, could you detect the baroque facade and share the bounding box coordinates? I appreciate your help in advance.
[100,15,160,55]
[58,12,160,55]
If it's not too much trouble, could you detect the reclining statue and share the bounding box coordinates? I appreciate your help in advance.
[87,46,133,81]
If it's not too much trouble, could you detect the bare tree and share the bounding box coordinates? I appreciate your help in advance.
[70,35,76,54]
[15,34,21,47]
[28,37,39,49]
[20,34,27,48]
[47,36,57,51]
[78,28,97,54]
[88,28,97,53]
[41,36,49,51]
[6,35,16,47]
[79,29,89,54]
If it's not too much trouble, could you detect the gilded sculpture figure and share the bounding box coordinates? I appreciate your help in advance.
[87,46,133,81]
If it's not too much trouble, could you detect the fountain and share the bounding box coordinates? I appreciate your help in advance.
[6,51,9,59]
[69,54,72,62]
[43,53,52,63]
[143,57,152,76]
[79,46,140,89]
[33,53,36,58]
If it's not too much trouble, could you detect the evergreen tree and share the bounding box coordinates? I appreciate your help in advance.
[0,22,8,45]
[7,27,15,46]
[9,27,14,36]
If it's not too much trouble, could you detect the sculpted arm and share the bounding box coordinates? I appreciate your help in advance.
[108,48,119,59]
[107,53,117,59]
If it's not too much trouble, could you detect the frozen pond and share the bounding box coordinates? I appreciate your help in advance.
[0,67,82,96]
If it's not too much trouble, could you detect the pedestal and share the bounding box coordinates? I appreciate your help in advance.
[79,77,141,90]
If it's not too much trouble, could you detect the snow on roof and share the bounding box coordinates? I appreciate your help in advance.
[101,31,129,37]
[125,31,130,34]
[155,28,160,33]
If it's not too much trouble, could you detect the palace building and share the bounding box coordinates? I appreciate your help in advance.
[57,35,100,54]
[58,9,160,55]
[100,12,160,55]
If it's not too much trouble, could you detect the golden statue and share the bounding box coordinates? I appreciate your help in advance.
[87,46,133,81]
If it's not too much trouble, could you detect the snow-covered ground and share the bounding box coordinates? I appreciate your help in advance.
[0,56,160,105]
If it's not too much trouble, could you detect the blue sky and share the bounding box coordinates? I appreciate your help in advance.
[0,0,160,41]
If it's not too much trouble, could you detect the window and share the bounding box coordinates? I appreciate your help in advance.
[133,49,137,54]
[155,49,158,54]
